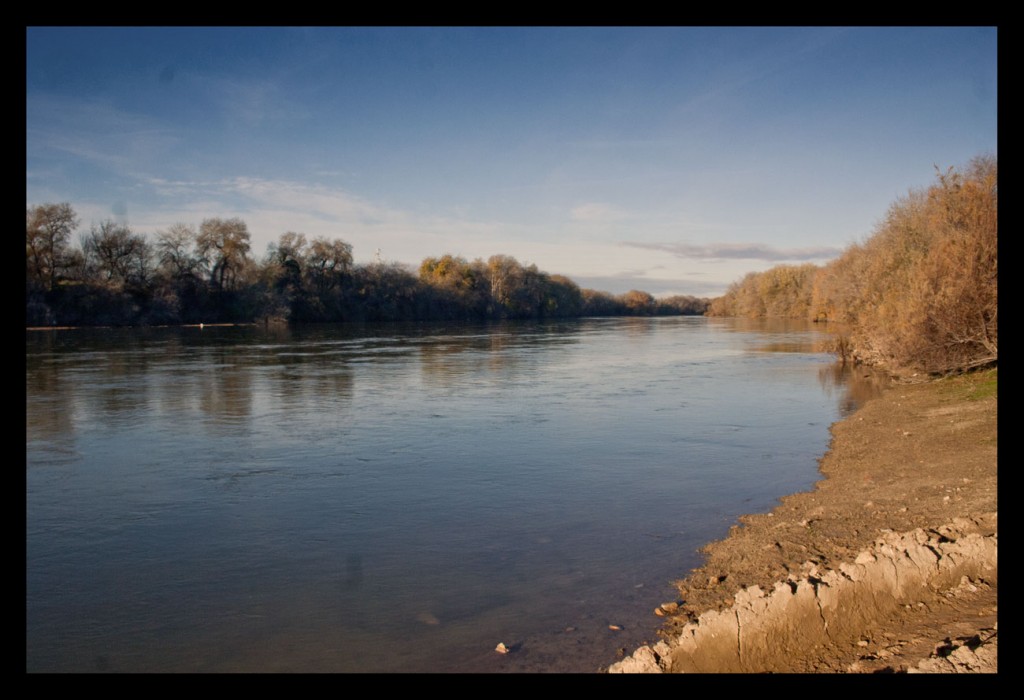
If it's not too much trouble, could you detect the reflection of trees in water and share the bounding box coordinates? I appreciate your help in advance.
[26,333,78,449]
[756,341,818,353]
[95,346,154,421]
[708,317,840,355]
[417,334,495,385]
[27,326,359,445]
[416,321,583,388]
[818,362,891,417]
[620,316,658,338]
[195,334,358,430]
[267,345,354,413]
[719,317,821,334]
[198,348,253,430]
[30,329,163,433]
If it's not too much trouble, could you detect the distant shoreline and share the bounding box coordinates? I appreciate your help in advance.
[26,322,256,332]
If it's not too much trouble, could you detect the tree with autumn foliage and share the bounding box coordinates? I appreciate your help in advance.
[812,155,997,373]
[709,155,997,375]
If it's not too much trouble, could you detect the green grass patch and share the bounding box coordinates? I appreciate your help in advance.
[954,366,1003,399]
[940,367,997,401]
[965,368,998,400]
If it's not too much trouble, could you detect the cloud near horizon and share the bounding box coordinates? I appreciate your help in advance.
[571,273,724,298]
[622,241,843,263]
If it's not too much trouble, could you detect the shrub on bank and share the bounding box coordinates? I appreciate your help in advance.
[814,155,997,374]
[708,155,997,375]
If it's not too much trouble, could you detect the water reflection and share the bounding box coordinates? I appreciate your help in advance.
[26,339,78,458]
[818,362,891,417]
[619,316,658,337]
[198,365,253,431]
[708,317,823,333]
[415,321,585,387]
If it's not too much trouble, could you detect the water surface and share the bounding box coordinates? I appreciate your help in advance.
[26,317,876,672]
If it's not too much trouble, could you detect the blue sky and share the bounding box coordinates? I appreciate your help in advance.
[26,26,997,297]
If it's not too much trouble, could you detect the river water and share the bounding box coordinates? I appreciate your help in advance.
[26,317,875,672]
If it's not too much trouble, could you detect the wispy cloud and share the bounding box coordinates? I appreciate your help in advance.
[27,94,183,175]
[126,174,514,264]
[222,177,379,221]
[198,74,309,127]
[623,241,842,262]
[570,201,627,223]
[138,176,379,223]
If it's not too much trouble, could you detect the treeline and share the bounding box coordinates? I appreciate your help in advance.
[26,209,710,327]
[708,155,997,375]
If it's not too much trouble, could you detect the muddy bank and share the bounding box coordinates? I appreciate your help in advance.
[609,369,997,673]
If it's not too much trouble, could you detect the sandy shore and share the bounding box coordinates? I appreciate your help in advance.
[610,368,997,673]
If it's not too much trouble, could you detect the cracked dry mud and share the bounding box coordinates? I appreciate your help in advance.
[610,369,997,674]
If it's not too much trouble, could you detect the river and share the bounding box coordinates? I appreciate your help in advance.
[26,317,874,672]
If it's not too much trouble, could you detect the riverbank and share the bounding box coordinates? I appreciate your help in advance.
[610,368,997,673]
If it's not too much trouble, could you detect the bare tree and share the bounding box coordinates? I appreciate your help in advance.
[82,219,152,288]
[306,236,353,296]
[155,223,203,281]
[27,203,78,291]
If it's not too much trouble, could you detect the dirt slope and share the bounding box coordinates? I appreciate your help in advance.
[610,368,997,673]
